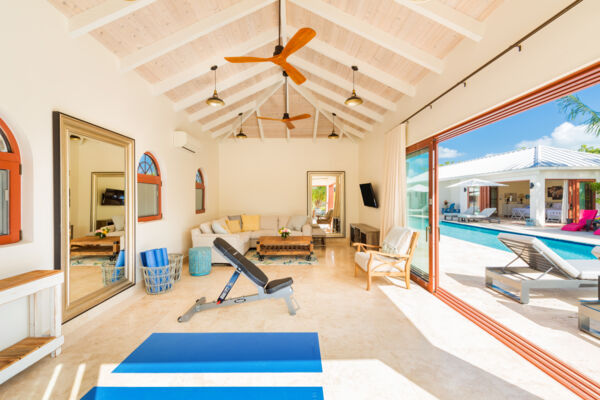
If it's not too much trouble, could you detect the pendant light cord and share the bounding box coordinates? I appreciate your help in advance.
[214,68,217,92]
[278,0,281,47]
[285,76,288,113]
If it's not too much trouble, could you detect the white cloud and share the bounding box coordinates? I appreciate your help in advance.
[515,122,600,150]
[438,146,463,159]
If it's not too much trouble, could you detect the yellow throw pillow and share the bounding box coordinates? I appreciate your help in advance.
[226,219,241,233]
[241,214,260,231]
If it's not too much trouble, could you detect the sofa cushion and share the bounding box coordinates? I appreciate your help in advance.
[212,220,229,234]
[226,219,242,233]
[278,216,290,229]
[228,214,242,222]
[200,222,213,234]
[242,214,260,231]
[288,215,308,231]
[260,215,278,230]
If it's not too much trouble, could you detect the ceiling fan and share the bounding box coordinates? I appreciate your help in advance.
[224,0,315,85]
[257,72,310,130]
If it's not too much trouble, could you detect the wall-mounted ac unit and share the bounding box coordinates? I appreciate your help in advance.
[173,131,197,153]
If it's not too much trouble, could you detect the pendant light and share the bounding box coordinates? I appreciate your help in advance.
[235,112,247,139]
[344,66,363,107]
[328,113,339,139]
[206,65,225,107]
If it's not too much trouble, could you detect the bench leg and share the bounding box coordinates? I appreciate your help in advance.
[284,292,299,316]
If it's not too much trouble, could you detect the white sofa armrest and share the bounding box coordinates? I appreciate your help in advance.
[302,223,312,236]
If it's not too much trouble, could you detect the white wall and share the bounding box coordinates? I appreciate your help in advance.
[219,140,359,235]
[0,0,219,349]
[359,0,600,229]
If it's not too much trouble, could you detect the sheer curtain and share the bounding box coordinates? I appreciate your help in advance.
[380,123,407,242]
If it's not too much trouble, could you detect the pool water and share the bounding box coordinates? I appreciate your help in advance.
[440,221,597,260]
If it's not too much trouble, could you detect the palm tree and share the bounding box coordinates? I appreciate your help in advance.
[557,95,600,136]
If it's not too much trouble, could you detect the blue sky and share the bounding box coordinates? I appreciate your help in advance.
[439,83,600,163]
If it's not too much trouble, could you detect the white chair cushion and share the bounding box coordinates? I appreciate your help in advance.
[354,252,406,273]
[382,227,412,255]
[260,215,278,230]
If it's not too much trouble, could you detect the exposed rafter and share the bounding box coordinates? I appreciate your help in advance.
[288,26,416,96]
[120,0,276,72]
[394,0,485,42]
[152,28,277,95]
[204,101,256,131]
[68,0,157,38]
[215,81,283,139]
[289,0,444,73]
[173,64,274,111]
[289,56,396,111]
[317,102,372,131]
[188,74,282,122]
[302,80,383,122]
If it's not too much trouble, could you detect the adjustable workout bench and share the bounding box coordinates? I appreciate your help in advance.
[178,238,299,322]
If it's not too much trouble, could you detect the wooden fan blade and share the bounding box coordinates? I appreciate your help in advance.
[225,56,272,63]
[280,28,316,59]
[284,121,296,130]
[280,62,306,85]
[288,113,311,121]
[257,116,284,121]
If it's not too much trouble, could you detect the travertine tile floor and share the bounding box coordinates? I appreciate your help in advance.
[0,239,581,399]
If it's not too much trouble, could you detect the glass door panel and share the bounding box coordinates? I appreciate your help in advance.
[406,148,430,282]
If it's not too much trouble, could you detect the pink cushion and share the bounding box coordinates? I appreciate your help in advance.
[561,209,597,231]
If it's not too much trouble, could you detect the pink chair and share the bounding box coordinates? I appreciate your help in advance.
[562,209,597,231]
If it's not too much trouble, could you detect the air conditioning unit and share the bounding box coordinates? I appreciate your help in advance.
[173,131,197,153]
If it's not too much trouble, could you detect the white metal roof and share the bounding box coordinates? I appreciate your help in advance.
[439,145,600,181]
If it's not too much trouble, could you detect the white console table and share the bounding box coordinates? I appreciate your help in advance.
[0,270,64,384]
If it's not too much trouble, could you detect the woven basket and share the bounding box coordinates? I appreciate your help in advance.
[141,253,183,295]
[101,261,125,286]
[169,253,183,282]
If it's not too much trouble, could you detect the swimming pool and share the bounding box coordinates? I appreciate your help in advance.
[439,221,597,260]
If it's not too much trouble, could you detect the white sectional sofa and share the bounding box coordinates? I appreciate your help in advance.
[191,215,312,264]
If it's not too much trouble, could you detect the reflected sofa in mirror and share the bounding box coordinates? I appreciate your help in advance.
[307,171,346,238]
[53,112,135,321]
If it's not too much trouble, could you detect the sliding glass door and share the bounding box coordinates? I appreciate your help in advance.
[406,144,437,290]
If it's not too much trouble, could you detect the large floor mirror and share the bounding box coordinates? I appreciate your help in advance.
[307,171,345,238]
[53,113,135,321]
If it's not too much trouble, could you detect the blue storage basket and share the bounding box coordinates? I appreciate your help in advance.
[189,247,212,276]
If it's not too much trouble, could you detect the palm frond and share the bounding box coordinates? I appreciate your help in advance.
[557,95,600,136]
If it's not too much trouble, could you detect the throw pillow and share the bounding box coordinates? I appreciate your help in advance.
[112,215,125,231]
[212,220,229,234]
[260,215,278,230]
[228,214,242,222]
[288,215,308,231]
[200,222,213,234]
[226,219,242,233]
[278,215,290,229]
[241,214,260,231]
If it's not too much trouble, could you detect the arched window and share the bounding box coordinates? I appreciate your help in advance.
[0,118,21,244]
[195,169,205,214]
[137,152,162,222]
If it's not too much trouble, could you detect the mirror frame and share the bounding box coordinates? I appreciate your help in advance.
[307,171,346,238]
[53,112,136,322]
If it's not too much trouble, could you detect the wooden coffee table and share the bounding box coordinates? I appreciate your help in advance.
[256,236,314,261]
[70,236,120,258]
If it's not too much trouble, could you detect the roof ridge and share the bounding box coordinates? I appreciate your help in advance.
[440,146,532,167]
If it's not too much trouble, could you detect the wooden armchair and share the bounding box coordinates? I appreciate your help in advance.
[352,230,419,291]
[317,209,333,224]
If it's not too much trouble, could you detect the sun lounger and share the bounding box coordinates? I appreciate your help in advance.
[444,206,474,221]
[485,233,599,304]
[458,208,500,223]
[562,209,597,231]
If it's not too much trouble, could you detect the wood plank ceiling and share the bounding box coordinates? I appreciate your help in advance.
[48,0,503,141]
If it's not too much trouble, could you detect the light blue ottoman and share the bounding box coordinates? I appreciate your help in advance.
[189,247,212,276]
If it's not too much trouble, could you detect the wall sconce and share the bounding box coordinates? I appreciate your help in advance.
[530,182,535,189]
[463,187,467,192]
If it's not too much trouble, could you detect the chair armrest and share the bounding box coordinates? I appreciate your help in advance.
[302,223,312,236]
[352,242,381,252]
[366,250,410,260]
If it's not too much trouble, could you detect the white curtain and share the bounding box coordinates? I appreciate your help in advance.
[380,124,407,242]
[561,179,569,223]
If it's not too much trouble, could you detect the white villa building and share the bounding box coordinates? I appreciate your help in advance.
[438,145,600,226]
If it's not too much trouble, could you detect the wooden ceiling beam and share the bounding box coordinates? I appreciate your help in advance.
[120,0,276,72]
[289,0,444,73]
[68,0,157,38]
[152,28,278,95]
[394,0,485,42]
[173,64,274,111]
[302,80,383,122]
[317,101,372,131]
[288,26,415,96]
[289,56,396,111]
[188,74,283,121]
[205,101,256,131]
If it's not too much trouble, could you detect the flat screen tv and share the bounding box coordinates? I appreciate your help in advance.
[101,188,125,206]
[360,183,378,208]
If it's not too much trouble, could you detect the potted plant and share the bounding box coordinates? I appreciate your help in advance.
[95,226,110,239]
[278,227,291,239]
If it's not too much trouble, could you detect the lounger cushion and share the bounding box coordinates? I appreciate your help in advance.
[354,252,407,273]
[564,260,600,280]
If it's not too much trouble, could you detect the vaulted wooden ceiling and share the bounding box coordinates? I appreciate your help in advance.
[48,0,503,141]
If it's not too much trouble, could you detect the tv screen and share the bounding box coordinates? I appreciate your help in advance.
[102,188,125,206]
[360,183,378,208]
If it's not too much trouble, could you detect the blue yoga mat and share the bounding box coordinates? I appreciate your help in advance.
[81,386,324,400]
[113,332,322,373]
